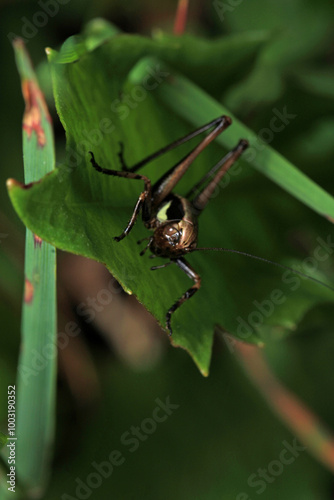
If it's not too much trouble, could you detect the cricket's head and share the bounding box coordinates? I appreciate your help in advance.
[149,219,198,257]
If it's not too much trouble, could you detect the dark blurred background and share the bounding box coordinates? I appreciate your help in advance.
[1,0,334,498]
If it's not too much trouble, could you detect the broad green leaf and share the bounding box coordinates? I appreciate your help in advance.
[7,23,334,375]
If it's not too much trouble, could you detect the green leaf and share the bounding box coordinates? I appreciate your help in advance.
[7,39,57,496]
[7,24,334,375]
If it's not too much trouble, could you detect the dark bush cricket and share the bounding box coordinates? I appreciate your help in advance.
[89,116,334,335]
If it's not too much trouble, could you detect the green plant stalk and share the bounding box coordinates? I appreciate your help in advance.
[6,40,57,498]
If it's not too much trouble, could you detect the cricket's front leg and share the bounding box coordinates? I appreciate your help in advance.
[89,151,152,241]
[113,194,148,242]
[165,258,201,335]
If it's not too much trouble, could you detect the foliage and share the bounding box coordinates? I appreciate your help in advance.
[7,20,334,374]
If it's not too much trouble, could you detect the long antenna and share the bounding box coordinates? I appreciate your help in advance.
[188,247,334,293]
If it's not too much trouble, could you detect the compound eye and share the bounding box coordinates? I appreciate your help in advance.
[164,225,181,243]
[166,226,178,236]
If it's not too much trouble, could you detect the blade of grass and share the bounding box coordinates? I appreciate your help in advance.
[129,58,334,221]
[4,39,57,498]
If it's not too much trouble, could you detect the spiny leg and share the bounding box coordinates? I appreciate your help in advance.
[165,257,201,336]
[115,196,145,242]
[118,116,231,173]
[89,151,151,241]
[191,139,249,213]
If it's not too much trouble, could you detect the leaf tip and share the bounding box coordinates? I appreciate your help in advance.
[6,178,22,191]
[12,37,25,50]
[45,47,58,62]
[6,177,39,191]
